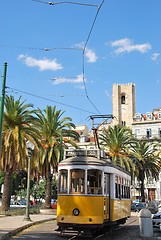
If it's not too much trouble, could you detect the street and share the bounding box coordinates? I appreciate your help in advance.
[7,215,149,240]
[9,220,63,240]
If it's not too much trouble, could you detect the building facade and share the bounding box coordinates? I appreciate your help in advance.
[112,83,161,201]
[73,83,161,201]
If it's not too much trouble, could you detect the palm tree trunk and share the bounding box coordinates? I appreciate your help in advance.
[44,168,52,209]
[0,171,12,212]
[140,180,145,202]
[139,171,145,202]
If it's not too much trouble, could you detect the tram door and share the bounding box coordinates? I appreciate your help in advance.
[104,174,110,220]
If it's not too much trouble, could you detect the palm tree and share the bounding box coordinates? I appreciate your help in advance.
[99,125,135,171]
[0,95,39,212]
[130,140,160,202]
[35,106,79,208]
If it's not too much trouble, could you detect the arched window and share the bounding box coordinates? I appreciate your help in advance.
[121,95,125,104]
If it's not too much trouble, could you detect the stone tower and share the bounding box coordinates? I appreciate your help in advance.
[112,83,136,128]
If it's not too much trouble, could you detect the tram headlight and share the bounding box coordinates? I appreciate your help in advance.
[73,208,80,216]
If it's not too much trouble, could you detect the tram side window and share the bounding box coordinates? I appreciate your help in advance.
[115,175,121,198]
[59,170,68,194]
[70,169,85,194]
[87,169,102,194]
[126,180,130,198]
[115,176,130,199]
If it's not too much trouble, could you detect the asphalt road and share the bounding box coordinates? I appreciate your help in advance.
[8,215,161,240]
[9,220,63,240]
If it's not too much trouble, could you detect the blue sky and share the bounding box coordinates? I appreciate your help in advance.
[0,0,161,130]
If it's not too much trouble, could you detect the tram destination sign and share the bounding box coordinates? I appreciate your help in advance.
[65,149,98,157]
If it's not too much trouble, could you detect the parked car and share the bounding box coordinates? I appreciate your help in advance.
[152,212,161,229]
[131,202,146,212]
[18,199,27,206]
[156,203,161,212]
[131,202,137,211]
[10,201,26,209]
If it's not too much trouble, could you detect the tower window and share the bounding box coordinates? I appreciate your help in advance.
[146,129,152,138]
[121,95,125,104]
[122,121,126,126]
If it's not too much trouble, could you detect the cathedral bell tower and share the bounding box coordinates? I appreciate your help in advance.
[112,83,136,128]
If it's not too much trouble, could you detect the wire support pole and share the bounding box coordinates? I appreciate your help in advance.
[0,62,7,156]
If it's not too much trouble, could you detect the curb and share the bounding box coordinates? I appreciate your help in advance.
[1,217,55,240]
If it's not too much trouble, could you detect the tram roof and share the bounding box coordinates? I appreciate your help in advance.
[59,155,111,166]
[58,155,130,176]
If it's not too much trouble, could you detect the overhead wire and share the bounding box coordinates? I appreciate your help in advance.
[6,86,96,115]
[32,0,99,7]
[34,0,105,115]
[0,44,83,51]
[31,0,105,114]
[82,0,105,115]
[2,0,106,119]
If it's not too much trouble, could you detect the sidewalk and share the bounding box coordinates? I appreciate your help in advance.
[0,212,160,240]
[0,212,56,240]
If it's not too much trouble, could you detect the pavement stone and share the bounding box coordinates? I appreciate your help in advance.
[0,213,56,239]
[0,211,161,240]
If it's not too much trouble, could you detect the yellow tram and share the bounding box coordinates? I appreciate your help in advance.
[57,149,131,233]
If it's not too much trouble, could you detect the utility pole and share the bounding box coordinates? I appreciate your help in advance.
[0,62,7,155]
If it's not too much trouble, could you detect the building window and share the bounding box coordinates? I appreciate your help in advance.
[135,129,140,137]
[135,113,142,121]
[147,177,154,184]
[158,113,161,119]
[146,113,152,120]
[146,129,152,138]
[122,121,126,126]
[121,95,125,104]
[158,128,161,138]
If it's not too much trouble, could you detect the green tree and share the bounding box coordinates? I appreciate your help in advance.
[130,140,160,202]
[99,125,135,171]
[0,95,39,212]
[35,106,79,209]
[31,176,57,202]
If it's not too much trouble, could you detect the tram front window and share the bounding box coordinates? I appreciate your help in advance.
[59,170,68,194]
[70,169,85,194]
[87,169,102,194]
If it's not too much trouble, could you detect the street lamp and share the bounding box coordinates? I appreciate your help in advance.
[24,141,34,221]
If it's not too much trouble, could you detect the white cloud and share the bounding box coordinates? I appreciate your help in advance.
[52,74,85,85]
[151,52,160,61]
[109,38,151,55]
[18,54,63,71]
[85,48,98,62]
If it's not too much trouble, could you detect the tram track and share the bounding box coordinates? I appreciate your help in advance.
[63,216,139,240]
